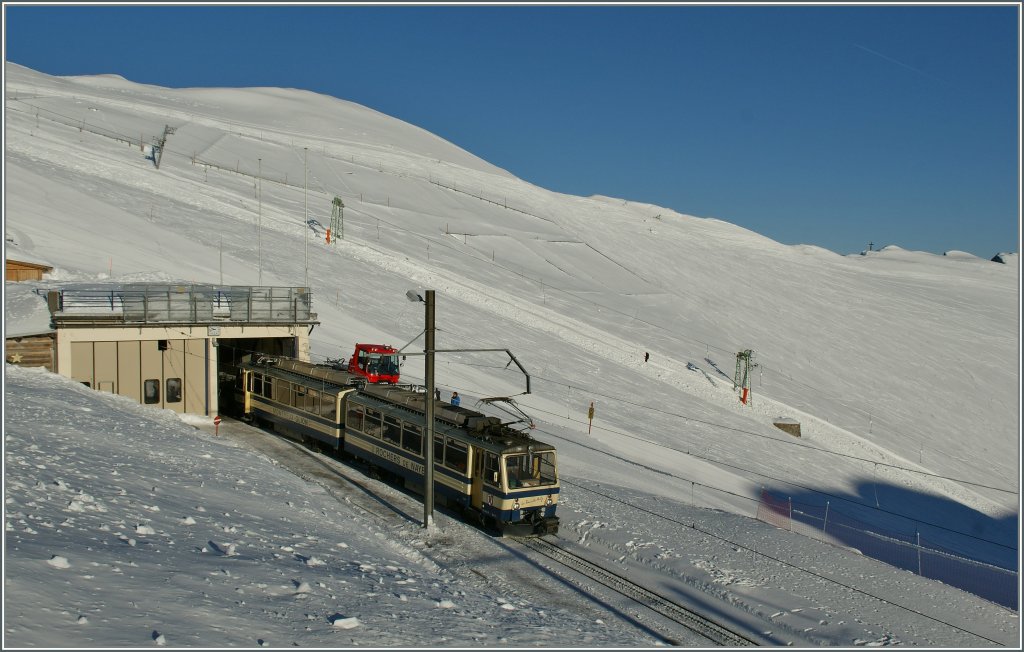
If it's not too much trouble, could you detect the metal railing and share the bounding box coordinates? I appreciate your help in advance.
[41,284,316,324]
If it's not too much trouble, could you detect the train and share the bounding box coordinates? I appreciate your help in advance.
[232,354,560,536]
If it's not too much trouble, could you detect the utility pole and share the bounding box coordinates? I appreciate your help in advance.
[424,290,435,528]
[258,158,263,286]
[303,147,308,289]
[406,289,436,528]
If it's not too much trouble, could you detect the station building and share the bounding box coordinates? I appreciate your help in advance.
[6,283,318,417]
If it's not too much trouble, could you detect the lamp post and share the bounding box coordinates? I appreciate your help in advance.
[258,157,262,286]
[303,147,308,290]
[406,289,435,528]
[400,292,536,529]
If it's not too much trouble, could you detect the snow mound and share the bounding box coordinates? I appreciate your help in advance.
[46,555,71,569]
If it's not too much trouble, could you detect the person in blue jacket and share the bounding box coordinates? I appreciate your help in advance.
[450,391,460,406]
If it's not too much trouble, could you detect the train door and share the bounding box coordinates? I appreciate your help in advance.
[470,446,485,510]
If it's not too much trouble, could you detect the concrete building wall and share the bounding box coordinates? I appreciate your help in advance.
[53,323,308,416]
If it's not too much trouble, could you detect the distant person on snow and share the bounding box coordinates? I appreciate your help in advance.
[451,391,461,407]
[644,351,650,363]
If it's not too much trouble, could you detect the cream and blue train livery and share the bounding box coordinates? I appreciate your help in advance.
[236,356,559,535]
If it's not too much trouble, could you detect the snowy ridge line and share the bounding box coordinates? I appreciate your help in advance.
[5,100,149,150]
[428,178,559,226]
[9,92,468,234]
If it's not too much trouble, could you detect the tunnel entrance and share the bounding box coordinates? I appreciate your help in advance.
[216,336,298,418]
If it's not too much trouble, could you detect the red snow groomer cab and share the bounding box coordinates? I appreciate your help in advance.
[347,343,401,384]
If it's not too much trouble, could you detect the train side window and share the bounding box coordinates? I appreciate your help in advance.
[444,438,467,473]
[347,405,364,432]
[307,388,320,415]
[321,393,338,419]
[144,379,160,404]
[483,452,500,488]
[252,374,263,395]
[402,423,422,455]
[433,435,444,465]
[262,377,273,399]
[537,451,558,486]
[166,378,182,403]
[383,415,401,446]
[363,408,382,438]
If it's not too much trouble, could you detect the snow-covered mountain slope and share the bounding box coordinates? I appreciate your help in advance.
[4,60,1018,570]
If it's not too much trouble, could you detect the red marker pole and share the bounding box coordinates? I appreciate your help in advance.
[587,401,595,434]
[213,415,222,436]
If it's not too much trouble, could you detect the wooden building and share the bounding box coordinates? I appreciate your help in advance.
[5,258,53,282]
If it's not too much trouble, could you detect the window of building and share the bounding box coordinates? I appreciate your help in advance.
[166,378,182,403]
[144,379,160,404]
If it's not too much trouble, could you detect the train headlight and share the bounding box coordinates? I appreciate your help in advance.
[512,500,520,511]
[545,495,553,506]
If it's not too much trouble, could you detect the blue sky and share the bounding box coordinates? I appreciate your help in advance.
[4,3,1020,258]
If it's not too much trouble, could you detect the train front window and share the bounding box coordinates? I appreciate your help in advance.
[504,452,557,489]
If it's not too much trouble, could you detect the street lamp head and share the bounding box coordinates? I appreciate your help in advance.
[406,290,424,303]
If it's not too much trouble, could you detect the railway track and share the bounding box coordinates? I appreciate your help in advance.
[212,418,761,645]
[518,537,760,647]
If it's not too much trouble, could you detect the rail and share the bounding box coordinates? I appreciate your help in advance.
[519,537,760,646]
